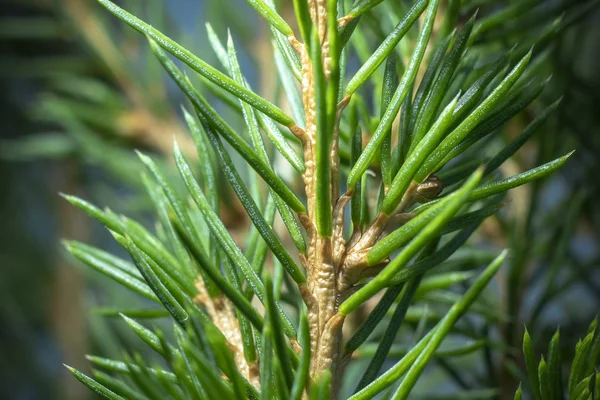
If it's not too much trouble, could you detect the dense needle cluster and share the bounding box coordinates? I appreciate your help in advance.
[59,0,600,399]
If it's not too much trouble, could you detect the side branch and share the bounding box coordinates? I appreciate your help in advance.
[194,279,259,387]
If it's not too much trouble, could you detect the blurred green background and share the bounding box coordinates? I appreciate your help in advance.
[1,0,599,399]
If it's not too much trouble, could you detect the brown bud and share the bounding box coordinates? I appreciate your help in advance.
[415,175,443,202]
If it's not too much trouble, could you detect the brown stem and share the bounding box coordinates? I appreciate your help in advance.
[294,1,347,389]
[193,278,259,388]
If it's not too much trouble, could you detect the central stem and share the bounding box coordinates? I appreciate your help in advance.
[295,0,347,385]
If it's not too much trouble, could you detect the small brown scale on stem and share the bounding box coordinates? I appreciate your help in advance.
[337,15,353,28]
[332,192,353,268]
[351,213,390,253]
